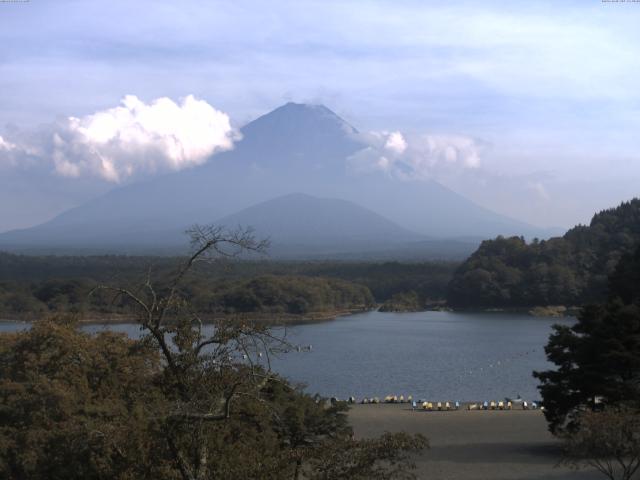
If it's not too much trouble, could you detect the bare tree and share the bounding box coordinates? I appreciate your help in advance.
[90,225,426,480]
[94,225,289,480]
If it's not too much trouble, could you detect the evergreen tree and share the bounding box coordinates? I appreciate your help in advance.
[534,245,640,433]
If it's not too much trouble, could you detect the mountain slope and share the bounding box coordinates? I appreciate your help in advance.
[0,102,546,254]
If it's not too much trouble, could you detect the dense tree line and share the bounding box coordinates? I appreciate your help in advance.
[300,261,455,305]
[0,253,456,318]
[0,274,374,320]
[447,199,640,308]
[187,275,375,315]
[378,291,422,312]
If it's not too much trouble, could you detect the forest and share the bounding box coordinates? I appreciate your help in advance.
[0,253,457,319]
[447,199,640,308]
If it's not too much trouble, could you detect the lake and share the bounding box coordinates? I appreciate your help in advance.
[0,311,571,402]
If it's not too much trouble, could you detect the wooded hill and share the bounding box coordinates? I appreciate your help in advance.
[447,199,640,308]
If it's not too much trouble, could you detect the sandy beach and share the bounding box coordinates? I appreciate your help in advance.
[349,404,602,480]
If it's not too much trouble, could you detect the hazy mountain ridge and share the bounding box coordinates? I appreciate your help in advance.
[216,193,422,246]
[0,102,549,257]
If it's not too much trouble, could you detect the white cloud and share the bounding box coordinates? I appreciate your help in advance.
[527,181,550,201]
[0,95,238,182]
[51,95,238,182]
[348,130,484,180]
[0,135,21,168]
[0,136,15,151]
[384,131,407,155]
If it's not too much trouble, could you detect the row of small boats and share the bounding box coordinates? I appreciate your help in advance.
[467,400,541,410]
[335,395,542,411]
[419,401,460,411]
[345,395,415,404]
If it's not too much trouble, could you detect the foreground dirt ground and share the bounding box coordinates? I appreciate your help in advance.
[348,404,602,480]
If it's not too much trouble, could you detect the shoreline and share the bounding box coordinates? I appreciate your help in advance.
[430,305,580,318]
[0,307,371,327]
[0,304,578,327]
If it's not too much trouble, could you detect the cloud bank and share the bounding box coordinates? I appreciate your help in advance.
[0,136,15,151]
[348,130,484,180]
[0,95,238,182]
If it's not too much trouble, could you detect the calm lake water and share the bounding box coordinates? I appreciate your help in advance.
[0,311,572,402]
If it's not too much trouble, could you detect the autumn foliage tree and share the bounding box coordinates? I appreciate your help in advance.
[0,315,172,479]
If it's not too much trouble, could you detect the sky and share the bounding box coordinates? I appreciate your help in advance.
[1,0,640,232]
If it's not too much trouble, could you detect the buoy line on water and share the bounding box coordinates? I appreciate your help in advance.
[454,348,540,381]
[232,345,546,408]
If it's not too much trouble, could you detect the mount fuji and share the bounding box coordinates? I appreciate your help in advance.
[0,102,546,257]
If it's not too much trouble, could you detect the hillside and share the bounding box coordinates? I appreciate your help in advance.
[216,193,421,245]
[446,198,640,308]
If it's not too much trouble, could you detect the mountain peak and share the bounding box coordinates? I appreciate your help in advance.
[280,101,328,110]
[227,102,364,173]
[276,101,336,116]
[242,102,358,136]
